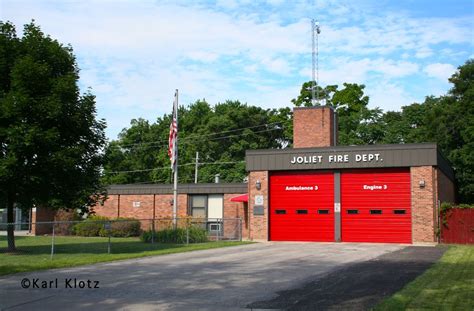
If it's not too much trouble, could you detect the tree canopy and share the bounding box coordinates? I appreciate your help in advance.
[0,21,106,251]
[102,100,287,185]
[293,61,473,202]
[104,60,473,203]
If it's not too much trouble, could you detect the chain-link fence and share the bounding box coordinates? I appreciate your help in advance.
[0,218,242,258]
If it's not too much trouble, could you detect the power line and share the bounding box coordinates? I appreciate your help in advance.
[107,160,245,174]
[111,121,284,149]
[109,126,285,150]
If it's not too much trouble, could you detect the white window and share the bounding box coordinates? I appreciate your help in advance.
[188,194,223,220]
[207,194,223,220]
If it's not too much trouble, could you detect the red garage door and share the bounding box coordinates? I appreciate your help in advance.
[270,171,334,241]
[341,168,411,243]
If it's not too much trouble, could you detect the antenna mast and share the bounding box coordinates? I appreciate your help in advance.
[311,19,321,106]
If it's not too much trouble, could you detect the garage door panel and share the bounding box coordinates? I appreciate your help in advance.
[270,171,334,242]
[341,168,411,243]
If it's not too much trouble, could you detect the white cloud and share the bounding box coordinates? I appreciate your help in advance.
[371,59,419,77]
[216,0,239,9]
[261,57,293,75]
[415,47,433,59]
[2,0,472,138]
[423,63,456,81]
[367,82,418,111]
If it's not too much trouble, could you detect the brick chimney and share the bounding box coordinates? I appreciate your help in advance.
[293,106,337,148]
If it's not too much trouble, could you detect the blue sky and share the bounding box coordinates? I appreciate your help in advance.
[2,0,473,140]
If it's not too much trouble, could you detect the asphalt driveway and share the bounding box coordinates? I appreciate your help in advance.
[0,242,403,310]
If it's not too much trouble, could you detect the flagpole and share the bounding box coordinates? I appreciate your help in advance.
[173,89,178,228]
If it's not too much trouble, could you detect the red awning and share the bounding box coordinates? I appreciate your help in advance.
[230,194,248,202]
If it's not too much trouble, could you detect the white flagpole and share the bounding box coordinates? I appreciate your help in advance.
[173,89,178,228]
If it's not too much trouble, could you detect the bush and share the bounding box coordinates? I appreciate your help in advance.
[54,209,82,235]
[73,216,142,237]
[141,227,208,244]
[73,216,108,237]
[99,218,141,237]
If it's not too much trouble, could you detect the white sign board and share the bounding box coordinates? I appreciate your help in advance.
[132,201,141,208]
[334,203,341,213]
[255,195,264,206]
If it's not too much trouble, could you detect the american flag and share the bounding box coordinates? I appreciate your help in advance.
[168,90,178,170]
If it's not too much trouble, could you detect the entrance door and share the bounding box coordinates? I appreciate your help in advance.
[341,168,411,243]
[269,171,334,241]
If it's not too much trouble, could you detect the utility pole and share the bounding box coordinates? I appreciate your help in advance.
[194,151,199,184]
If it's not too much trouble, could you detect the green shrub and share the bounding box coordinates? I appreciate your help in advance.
[54,209,82,235]
[99,218,141,237]
[72,216,108,237]
[73,216,109,237]
[141,227,208,244]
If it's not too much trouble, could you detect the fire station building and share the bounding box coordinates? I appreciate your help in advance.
[246,106,455,244]
[87,106,456,244]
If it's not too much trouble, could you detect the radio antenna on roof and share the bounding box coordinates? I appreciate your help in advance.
[311,19,321,106]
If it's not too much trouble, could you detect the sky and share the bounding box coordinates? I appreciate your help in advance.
[2,0,473,140]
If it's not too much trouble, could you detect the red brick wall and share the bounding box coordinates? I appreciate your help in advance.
[93,194,188,230]
[223,193,248,239]
[93,193,247,233]
[437,169,456,204]
[411,166,437,243]
[293,106,336,148]
[248,171,268,240]
[31,207,56,235]
[93,195,120,218]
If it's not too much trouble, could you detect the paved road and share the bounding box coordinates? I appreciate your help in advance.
[249,246,447,310]
[0,242,403,310]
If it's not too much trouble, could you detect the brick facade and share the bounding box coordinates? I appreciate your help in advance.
[411,166,437,243]
[293,106,336,148]
[248,171,268,240]
[223,194,248,239]
[31,207,56,235]
[92,192,247,233]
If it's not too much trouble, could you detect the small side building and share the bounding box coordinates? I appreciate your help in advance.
[93,183,249,238]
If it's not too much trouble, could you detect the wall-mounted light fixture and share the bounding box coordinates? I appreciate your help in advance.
[419,179,425,188]
[256,179,261,190]
[169,198,174,206]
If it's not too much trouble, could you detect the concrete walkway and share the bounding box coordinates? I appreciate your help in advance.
[0,242,403,310]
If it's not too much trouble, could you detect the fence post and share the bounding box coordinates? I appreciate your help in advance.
[186,223,189,245]
[151,219,155,244]
[239,218,242,242]
[50,222,55,260]
[107,221,112,254]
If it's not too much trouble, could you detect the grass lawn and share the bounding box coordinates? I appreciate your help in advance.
[0,235,251,276]
[375,245,474,310]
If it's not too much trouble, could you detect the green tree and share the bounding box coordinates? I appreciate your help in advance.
[0,21,106,251]
[103,100,288,184]
[426,60,474,202]
[381,60,473,202]
[291,82,384,145]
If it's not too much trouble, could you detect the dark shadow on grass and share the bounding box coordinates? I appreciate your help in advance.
[2,241,207,255]
[0,236,31,241]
